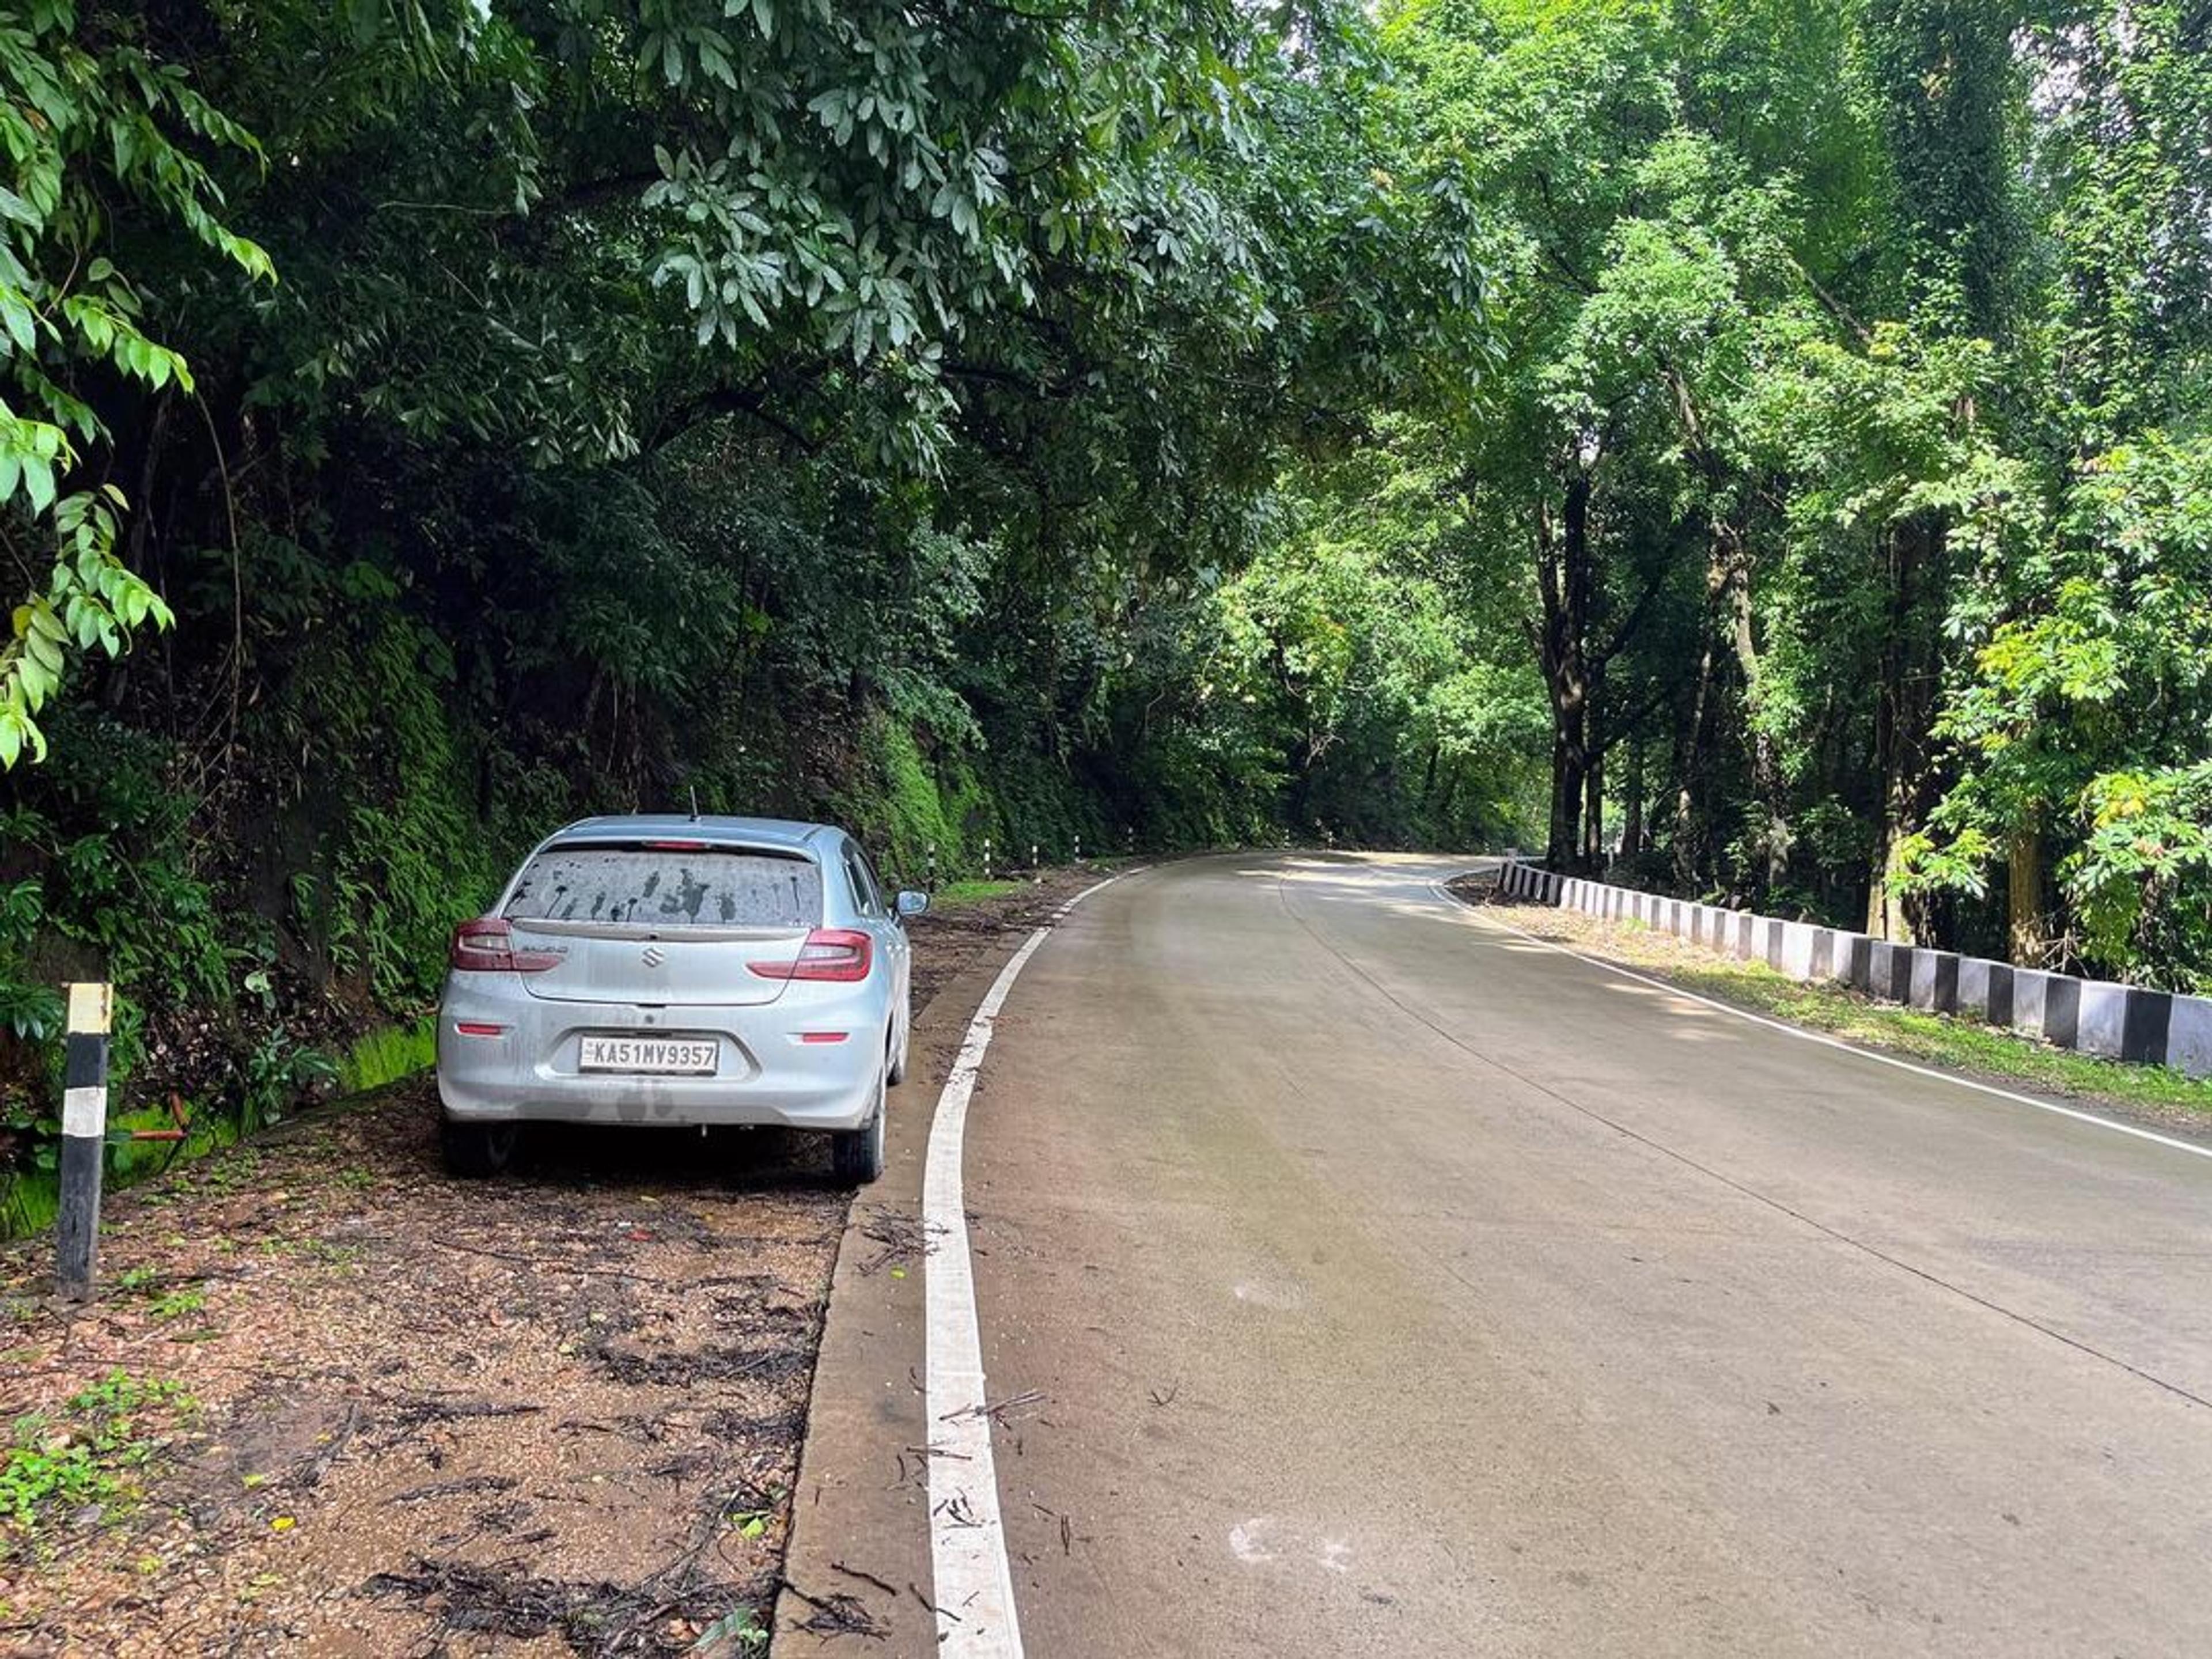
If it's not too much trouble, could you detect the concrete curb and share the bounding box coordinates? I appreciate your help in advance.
[1493,861,2211,1081]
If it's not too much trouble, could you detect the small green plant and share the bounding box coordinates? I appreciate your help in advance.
[147,1286,206,1321]
[192,1146,263,1199]
[725,1507,772,1540]
[237,1028,340,1133]
[257,1237,359,1267]
[0,1370,190,1543]
[691,1609,768,1653]
[0,1089,60,1176]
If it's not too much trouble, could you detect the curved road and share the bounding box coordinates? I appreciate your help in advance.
[940,854,2212,1656]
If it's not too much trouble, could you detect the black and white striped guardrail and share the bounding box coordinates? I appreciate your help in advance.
[59,982,111,1299]
[1493,862,2211,1080]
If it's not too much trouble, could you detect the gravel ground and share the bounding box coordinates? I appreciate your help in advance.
[0,867,1112,1657]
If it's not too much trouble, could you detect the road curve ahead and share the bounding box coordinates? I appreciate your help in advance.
[957,853,2212,1657]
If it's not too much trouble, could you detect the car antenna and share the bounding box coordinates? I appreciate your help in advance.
[688,786,700,822]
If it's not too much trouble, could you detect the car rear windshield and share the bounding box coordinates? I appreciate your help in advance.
[503,844,822,929]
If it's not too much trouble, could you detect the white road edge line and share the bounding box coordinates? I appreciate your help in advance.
[1431,870,2212,1165]
[925,870,1128,1656]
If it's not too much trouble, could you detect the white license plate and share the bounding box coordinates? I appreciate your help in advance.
[578,1036,719,1074]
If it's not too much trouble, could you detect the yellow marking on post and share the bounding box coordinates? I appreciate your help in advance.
[65,982,112,1036]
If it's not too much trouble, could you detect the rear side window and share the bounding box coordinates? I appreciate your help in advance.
[842,844,883,916]
[504,845,823,928]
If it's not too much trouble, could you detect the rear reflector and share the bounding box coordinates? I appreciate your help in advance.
[796,1031,850,1044]
[748,927,872,983]
[454,1021,507,1037]
[450,917,562,974]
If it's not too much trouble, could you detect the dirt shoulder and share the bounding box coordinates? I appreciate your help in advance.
[0,867,1110,1657]
[1448,870,2212,1138]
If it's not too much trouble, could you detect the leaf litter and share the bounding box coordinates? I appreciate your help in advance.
[0,1078,843,1656]
[0,868,1108,1655]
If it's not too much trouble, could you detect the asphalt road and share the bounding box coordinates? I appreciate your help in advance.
[944,853,2212,1656]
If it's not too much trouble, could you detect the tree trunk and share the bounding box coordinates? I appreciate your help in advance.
[1549,733,1584,870]
[1866,828,1919,944]
[1672,533,1726,890]
[1722,524,1789,892]
[1582,659,1606,869]
[1620,731,1646,858]
[1535,466,1596,870]
[1866,514,1942,944]
[2007,827,2046,966]
[1582,741,1605,869]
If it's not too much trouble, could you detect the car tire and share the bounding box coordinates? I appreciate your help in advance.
[887,1014,910,1086]
[442,1118,519,1178]
[832,1066,887,1185]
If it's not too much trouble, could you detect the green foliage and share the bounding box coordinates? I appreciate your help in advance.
[930,880,1025,909]
[270,604,499,1005]
[690,1607,768,1653]
[1907,335,2212,976]
[0,0,1505,1189]
[0,880,61,1050]
[236,1027,337,1134]
[858,717,985,884]
[5,0,2200,1160]
[1372,0,2212,994]
[147,1285,205,1321]
[0,1,271,761]
[1207,500,1544,844]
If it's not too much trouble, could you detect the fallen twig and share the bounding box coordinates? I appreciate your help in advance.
[941,1388,1045,1426]
[830,1560,900,1599]
[910,1580,960,1624]
[295,1400,363,1490]
[423,1234,673,1283]
[387,1474,521,1505]
[783,1583,889,1641]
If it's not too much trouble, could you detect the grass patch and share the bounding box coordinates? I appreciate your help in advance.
[929,878,1028,908]
[335,1016,437,1096]
[0,1015,427,1243]
[1495,904,2212,1122]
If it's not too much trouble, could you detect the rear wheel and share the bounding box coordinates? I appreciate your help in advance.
[831,1065,887,1184]
[442,1118,519,1178]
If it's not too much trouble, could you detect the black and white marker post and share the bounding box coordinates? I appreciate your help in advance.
[58,982,111,1300]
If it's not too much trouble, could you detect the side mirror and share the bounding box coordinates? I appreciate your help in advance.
[895,890,929,919]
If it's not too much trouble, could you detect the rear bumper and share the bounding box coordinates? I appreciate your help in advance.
[434,987,887,1132]
[437,1066,880,1130]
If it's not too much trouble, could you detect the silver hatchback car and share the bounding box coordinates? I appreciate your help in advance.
[435,815,926,1183]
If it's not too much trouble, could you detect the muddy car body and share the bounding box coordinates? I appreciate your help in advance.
[435,815,924,1182]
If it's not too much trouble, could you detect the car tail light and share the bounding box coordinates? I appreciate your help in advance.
[449,918,560,974]
[749,928,872,983]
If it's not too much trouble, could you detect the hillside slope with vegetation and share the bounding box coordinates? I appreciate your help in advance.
[0,0,2207,1193]
[0,1,1524,1187]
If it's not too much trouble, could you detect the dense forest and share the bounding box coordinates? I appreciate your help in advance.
[0,0,2207,1156]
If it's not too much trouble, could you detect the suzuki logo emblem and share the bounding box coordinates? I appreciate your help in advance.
[641,945,665,968]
